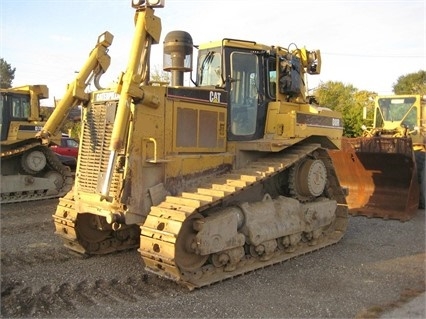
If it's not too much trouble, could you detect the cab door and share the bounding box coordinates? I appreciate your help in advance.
[225,49,267,141]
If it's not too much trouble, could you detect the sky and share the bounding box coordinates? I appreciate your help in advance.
[1,0,425,106]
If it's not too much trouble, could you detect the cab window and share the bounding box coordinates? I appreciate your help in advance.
[198,51,222,86]
[377,97,416,123]
[267,57,277,99]
[11,95,31,119]
[229,52,259,136]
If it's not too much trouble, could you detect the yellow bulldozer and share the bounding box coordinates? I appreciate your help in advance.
[0,84,74,203]
[0,31,114,204]
[330,94,425,221]
[53,0,349,289]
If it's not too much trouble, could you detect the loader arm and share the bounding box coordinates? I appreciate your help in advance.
[36,31,114,145]
[100,5,161,197]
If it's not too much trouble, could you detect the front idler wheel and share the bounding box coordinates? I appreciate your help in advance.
[175,214,208,272]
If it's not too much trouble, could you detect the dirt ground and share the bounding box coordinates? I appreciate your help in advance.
[1,199,425,318]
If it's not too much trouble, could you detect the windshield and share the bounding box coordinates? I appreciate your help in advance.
[197,50,222,86]
[10,94,31,119]
[376,96,417,128]
[0,93,32,140]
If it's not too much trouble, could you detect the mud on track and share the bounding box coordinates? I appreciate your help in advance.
[1,199,425,318]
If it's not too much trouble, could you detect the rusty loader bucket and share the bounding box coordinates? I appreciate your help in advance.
[329,137,420,221]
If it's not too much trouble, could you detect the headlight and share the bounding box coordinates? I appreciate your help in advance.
[97,31,113,47]
[131,0,145,7]
[131,0,164,8]
[147,0,164,6]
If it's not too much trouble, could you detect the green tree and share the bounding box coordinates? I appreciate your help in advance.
[40,105,81,140]
[314,81,375,137]
[393,70,426,95]
[0,58,16,88]
[40,106,54,121]
[353,90,375,130]
[63,119,81,140]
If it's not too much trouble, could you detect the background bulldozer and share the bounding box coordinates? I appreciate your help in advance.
[0,31,113,204]
[329,94,425,221]
[0,85,73,203]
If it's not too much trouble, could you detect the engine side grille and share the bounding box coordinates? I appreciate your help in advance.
[77,101,122,197]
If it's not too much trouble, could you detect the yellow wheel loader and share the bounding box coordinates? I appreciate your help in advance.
[329,94,425,221]
[53,0,348,289]
[0,31,113,204]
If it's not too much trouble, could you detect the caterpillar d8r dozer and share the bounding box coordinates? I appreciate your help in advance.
[52,0,348,289]
[0,31,114,204]
[329,94,425,221]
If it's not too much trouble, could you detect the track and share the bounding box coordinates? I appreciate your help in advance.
[51,143,348,289]
[139,143,349,289]
[1,144,74,204]
[52,193,140,255]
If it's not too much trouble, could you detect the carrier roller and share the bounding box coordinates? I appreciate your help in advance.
[139,144,348,289]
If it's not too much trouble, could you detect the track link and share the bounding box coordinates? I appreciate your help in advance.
[139,144,349,289]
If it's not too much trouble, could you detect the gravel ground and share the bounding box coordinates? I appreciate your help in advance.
[380,292,425,318]
[1,199,425,318]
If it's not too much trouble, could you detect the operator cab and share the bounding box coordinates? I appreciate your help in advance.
[0,86,48,142]
[375,96,419,131]
[0,91,31,141]
[196,40,273,141]
[196,39,320,142]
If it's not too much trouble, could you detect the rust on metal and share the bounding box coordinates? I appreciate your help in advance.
[329,137,419,221]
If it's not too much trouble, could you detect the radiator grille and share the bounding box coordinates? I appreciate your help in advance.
[77,101,122,196]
